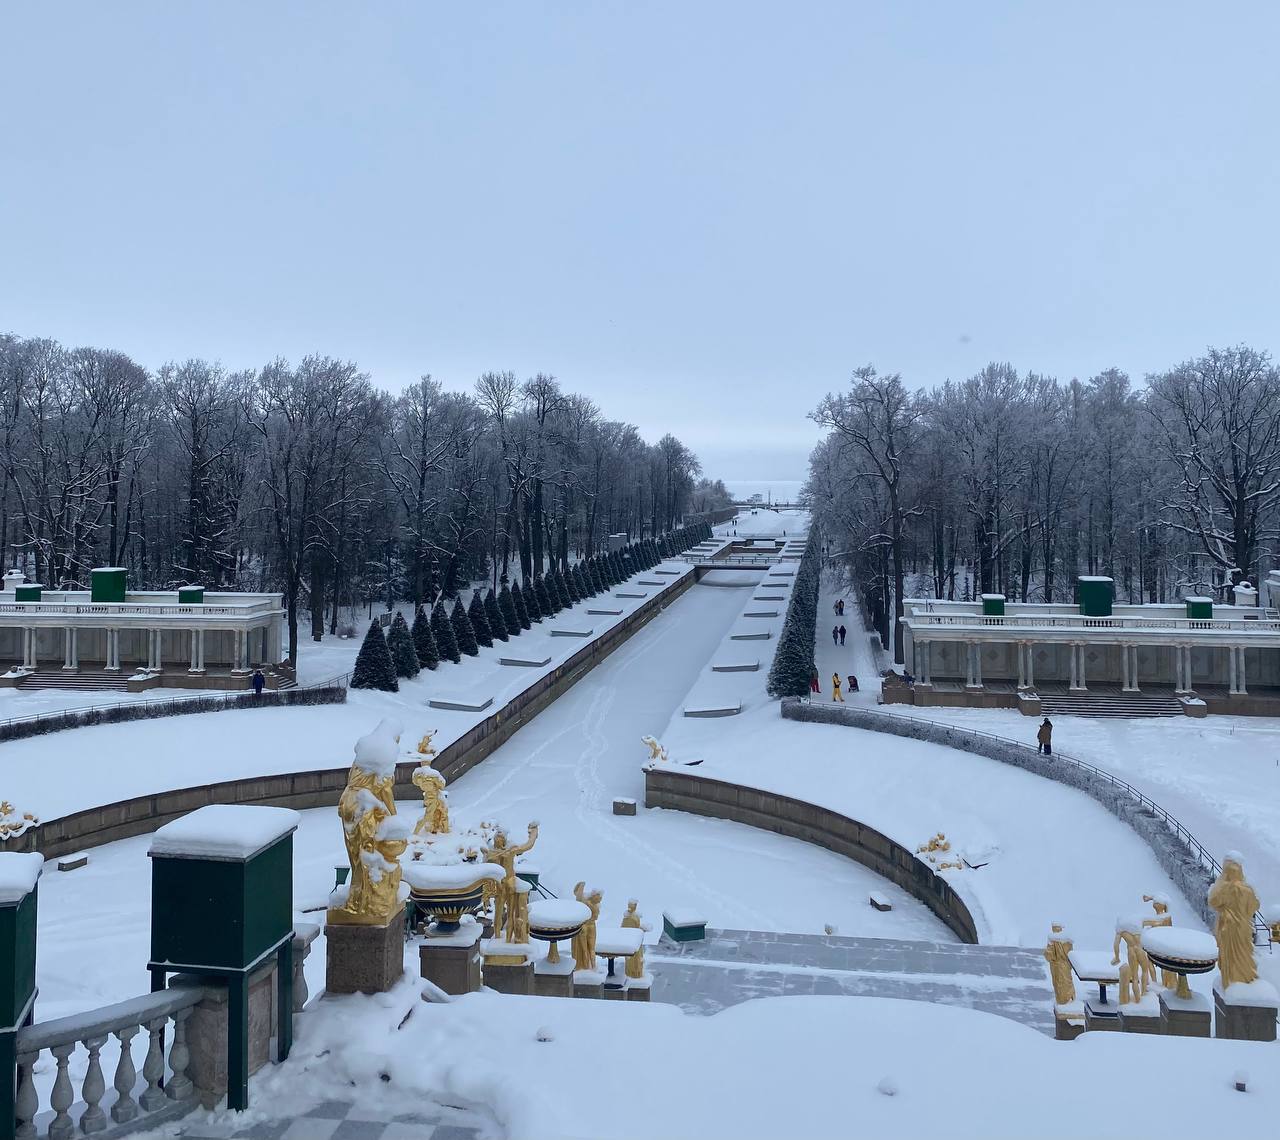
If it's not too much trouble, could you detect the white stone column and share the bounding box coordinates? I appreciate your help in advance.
[1237,646,1247,696]
[196,629,206,673]
[22,627,35,668]
[965,641,976,688]
[232,628,248,673]
[972,643,983,688]
[1120,644,1133,692]
[919,641,931,685]
[1126,644,1140,692]
[105,628,119,671]
[1025,642,1035,690]
[154,628,163,672]
[188,629,199,672]
[62,626,77,671]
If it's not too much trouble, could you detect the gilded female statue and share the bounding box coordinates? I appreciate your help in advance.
[621,898,650,980]
[483,823,539,942]
[1043,923,1075,1006]
[1208,855,1260,989]
[411,765,450,835]
[1142,894,1177,989]
[572,881,603,972]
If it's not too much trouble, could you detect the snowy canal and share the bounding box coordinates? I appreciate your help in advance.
[34,576,951,1020]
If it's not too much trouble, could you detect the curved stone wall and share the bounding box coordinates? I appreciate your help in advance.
[3,572,694,860]
[644,765,979,944]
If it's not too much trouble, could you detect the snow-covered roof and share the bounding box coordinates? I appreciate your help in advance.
[149,804,300,861]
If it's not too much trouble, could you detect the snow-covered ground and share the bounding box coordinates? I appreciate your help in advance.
[34,573,950,1022]
[2,564,695,822]
[249,980,1277,1140]
[712,507,806,539]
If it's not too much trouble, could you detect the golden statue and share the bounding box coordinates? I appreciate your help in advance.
[411,765,450,836]
[621,898,650,980]
[1142,894,1178,989]
[571,881,602,972]
[483,822,539,942]
[416,730,438,762]
[330,720,406,925]
[1208,854,1260,989]
[1112,920,1154,1004]
[917,832,950,856]
[641,735,668,764]
[1043,923,1075,1006]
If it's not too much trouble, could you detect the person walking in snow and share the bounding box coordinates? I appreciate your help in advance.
[847,674,858,693]
[838,625,846,646]
[832,626,840,646]
[809,670,821,695]
[1037,718,1053,756]
[251,668,265,696]
[831,673,843,702]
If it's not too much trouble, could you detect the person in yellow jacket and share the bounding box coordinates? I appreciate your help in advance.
[831,673,843,702]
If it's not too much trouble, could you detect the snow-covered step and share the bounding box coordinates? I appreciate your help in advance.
[743,609,778,618]
[428,695,495,712]
[14,670,130,692]
[655,569,680,576]
[1038,691,1183,719]
[768,568,796,577]
[586,606,623,616]
[637,579,663,586]
[550,627,594,638]
[753,593,786,601]
[712,660,760,672]
[731,630,771,640]
[615,591,647,599]
[499,654,552,668]
[683,702,742,718]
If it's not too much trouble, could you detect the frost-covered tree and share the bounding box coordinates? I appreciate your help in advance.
[351,620,399,692]
[468,590,493,648]
[534,573,557,618]
[512,579,532,629]
[498,582,521,637]
[484,588,508,643]
[518,576,540,623]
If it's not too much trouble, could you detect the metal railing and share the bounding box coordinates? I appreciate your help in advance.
[804,698,1269,937]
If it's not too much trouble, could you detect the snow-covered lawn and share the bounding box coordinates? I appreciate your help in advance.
[33,575,950,1021]
[250,981,1277,1140]
[2,564,694,822]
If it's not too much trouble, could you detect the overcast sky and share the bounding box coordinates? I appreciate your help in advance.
[3,2,1278,486]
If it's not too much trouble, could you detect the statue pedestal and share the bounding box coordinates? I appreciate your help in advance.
[419,925,483,996]
[481,941,534,995]
[626,974,652,1002]
[1119,996,1162,1035]
[573,969,605,1000]
[1083,996,1120,1032]
[179,957,278,1109]
[1159,989,1211,1038]
[324,907,405,995]
[1214,984,1279,1042]
[1053,1003,1083,1041]
[533,956,574,998]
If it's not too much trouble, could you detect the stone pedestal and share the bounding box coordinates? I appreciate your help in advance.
[324,908,405,995]
[1053,1005,1084,1041]
[483,957,534,995]
[1159,989,1211,1038]
[626,975,652,1002]
[178,959,277,1109]
[612,798,637,816]
[1083,997,1119,1032]
[1214,986,1279,1042]
[573,969,604,1000]
[534,957,575,998]
[419,925,483,996]
[1119,997,1162,1035]
[603,982,626,1000]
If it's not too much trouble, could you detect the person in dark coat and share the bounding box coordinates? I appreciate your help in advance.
[847,674,859,692]
[1037,718,1053,755]
[832,626,839,646]
[251,669,265,696]
[809,670,821,695]
[838,625,846,646]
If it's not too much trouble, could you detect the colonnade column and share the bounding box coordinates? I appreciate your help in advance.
[104,628,120,672]
[1068,642,1088,691]
[232,628,249,674]
[1016,641,1036,690]
[964,640,983,690]
[1228,645,1247,696]
[188,629,206,674]
[1173,643,1193,694]
[62,626,78,671]
[1120,644,1140,693]
[21,627,36,669]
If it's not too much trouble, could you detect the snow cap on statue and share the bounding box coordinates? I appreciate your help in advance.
[354,718,403,777]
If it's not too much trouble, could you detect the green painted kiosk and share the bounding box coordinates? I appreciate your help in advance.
[0,853,42,1140]
[148,805,299,1112]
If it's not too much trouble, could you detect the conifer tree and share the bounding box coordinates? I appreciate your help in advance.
[554,568,573,608]
[411,607,439,670]
[562,565,580,604]
[586,557,602,594]
[574,563,591,598]
[452,597,479,656]
[469,591,494,648]
[351,620,399,692]
[535,573,557,617]
[512,580,532,628]
[498,582,522,637]
[485,589,508,643]
[387,611,421,679]
[432,600,460,663]
[518,576,541,622]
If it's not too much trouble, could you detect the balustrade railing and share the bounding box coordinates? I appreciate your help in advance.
[909,612,1280,634]
[0,601,277,619]
[15,987,202,1137]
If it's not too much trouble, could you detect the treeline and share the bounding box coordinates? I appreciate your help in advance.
[806,346,1280,660]
[0,333,733,662]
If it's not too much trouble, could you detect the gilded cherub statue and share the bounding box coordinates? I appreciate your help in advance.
[411,765,450,836]
[917,832,950,856]
[1043,923,1075,1006]
[1208,853,1260,989]
[621,898,650,979]
[416,730,438,763]
[483,822,539,942]
[330,719,407,925]
[572,881,603,972]
[1111,918,1154,1004]
[641,735,668,763]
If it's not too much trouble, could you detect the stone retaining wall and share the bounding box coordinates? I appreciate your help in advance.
[3,573,694,859]
[644,765,979,944]
[780,697,1215,925]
